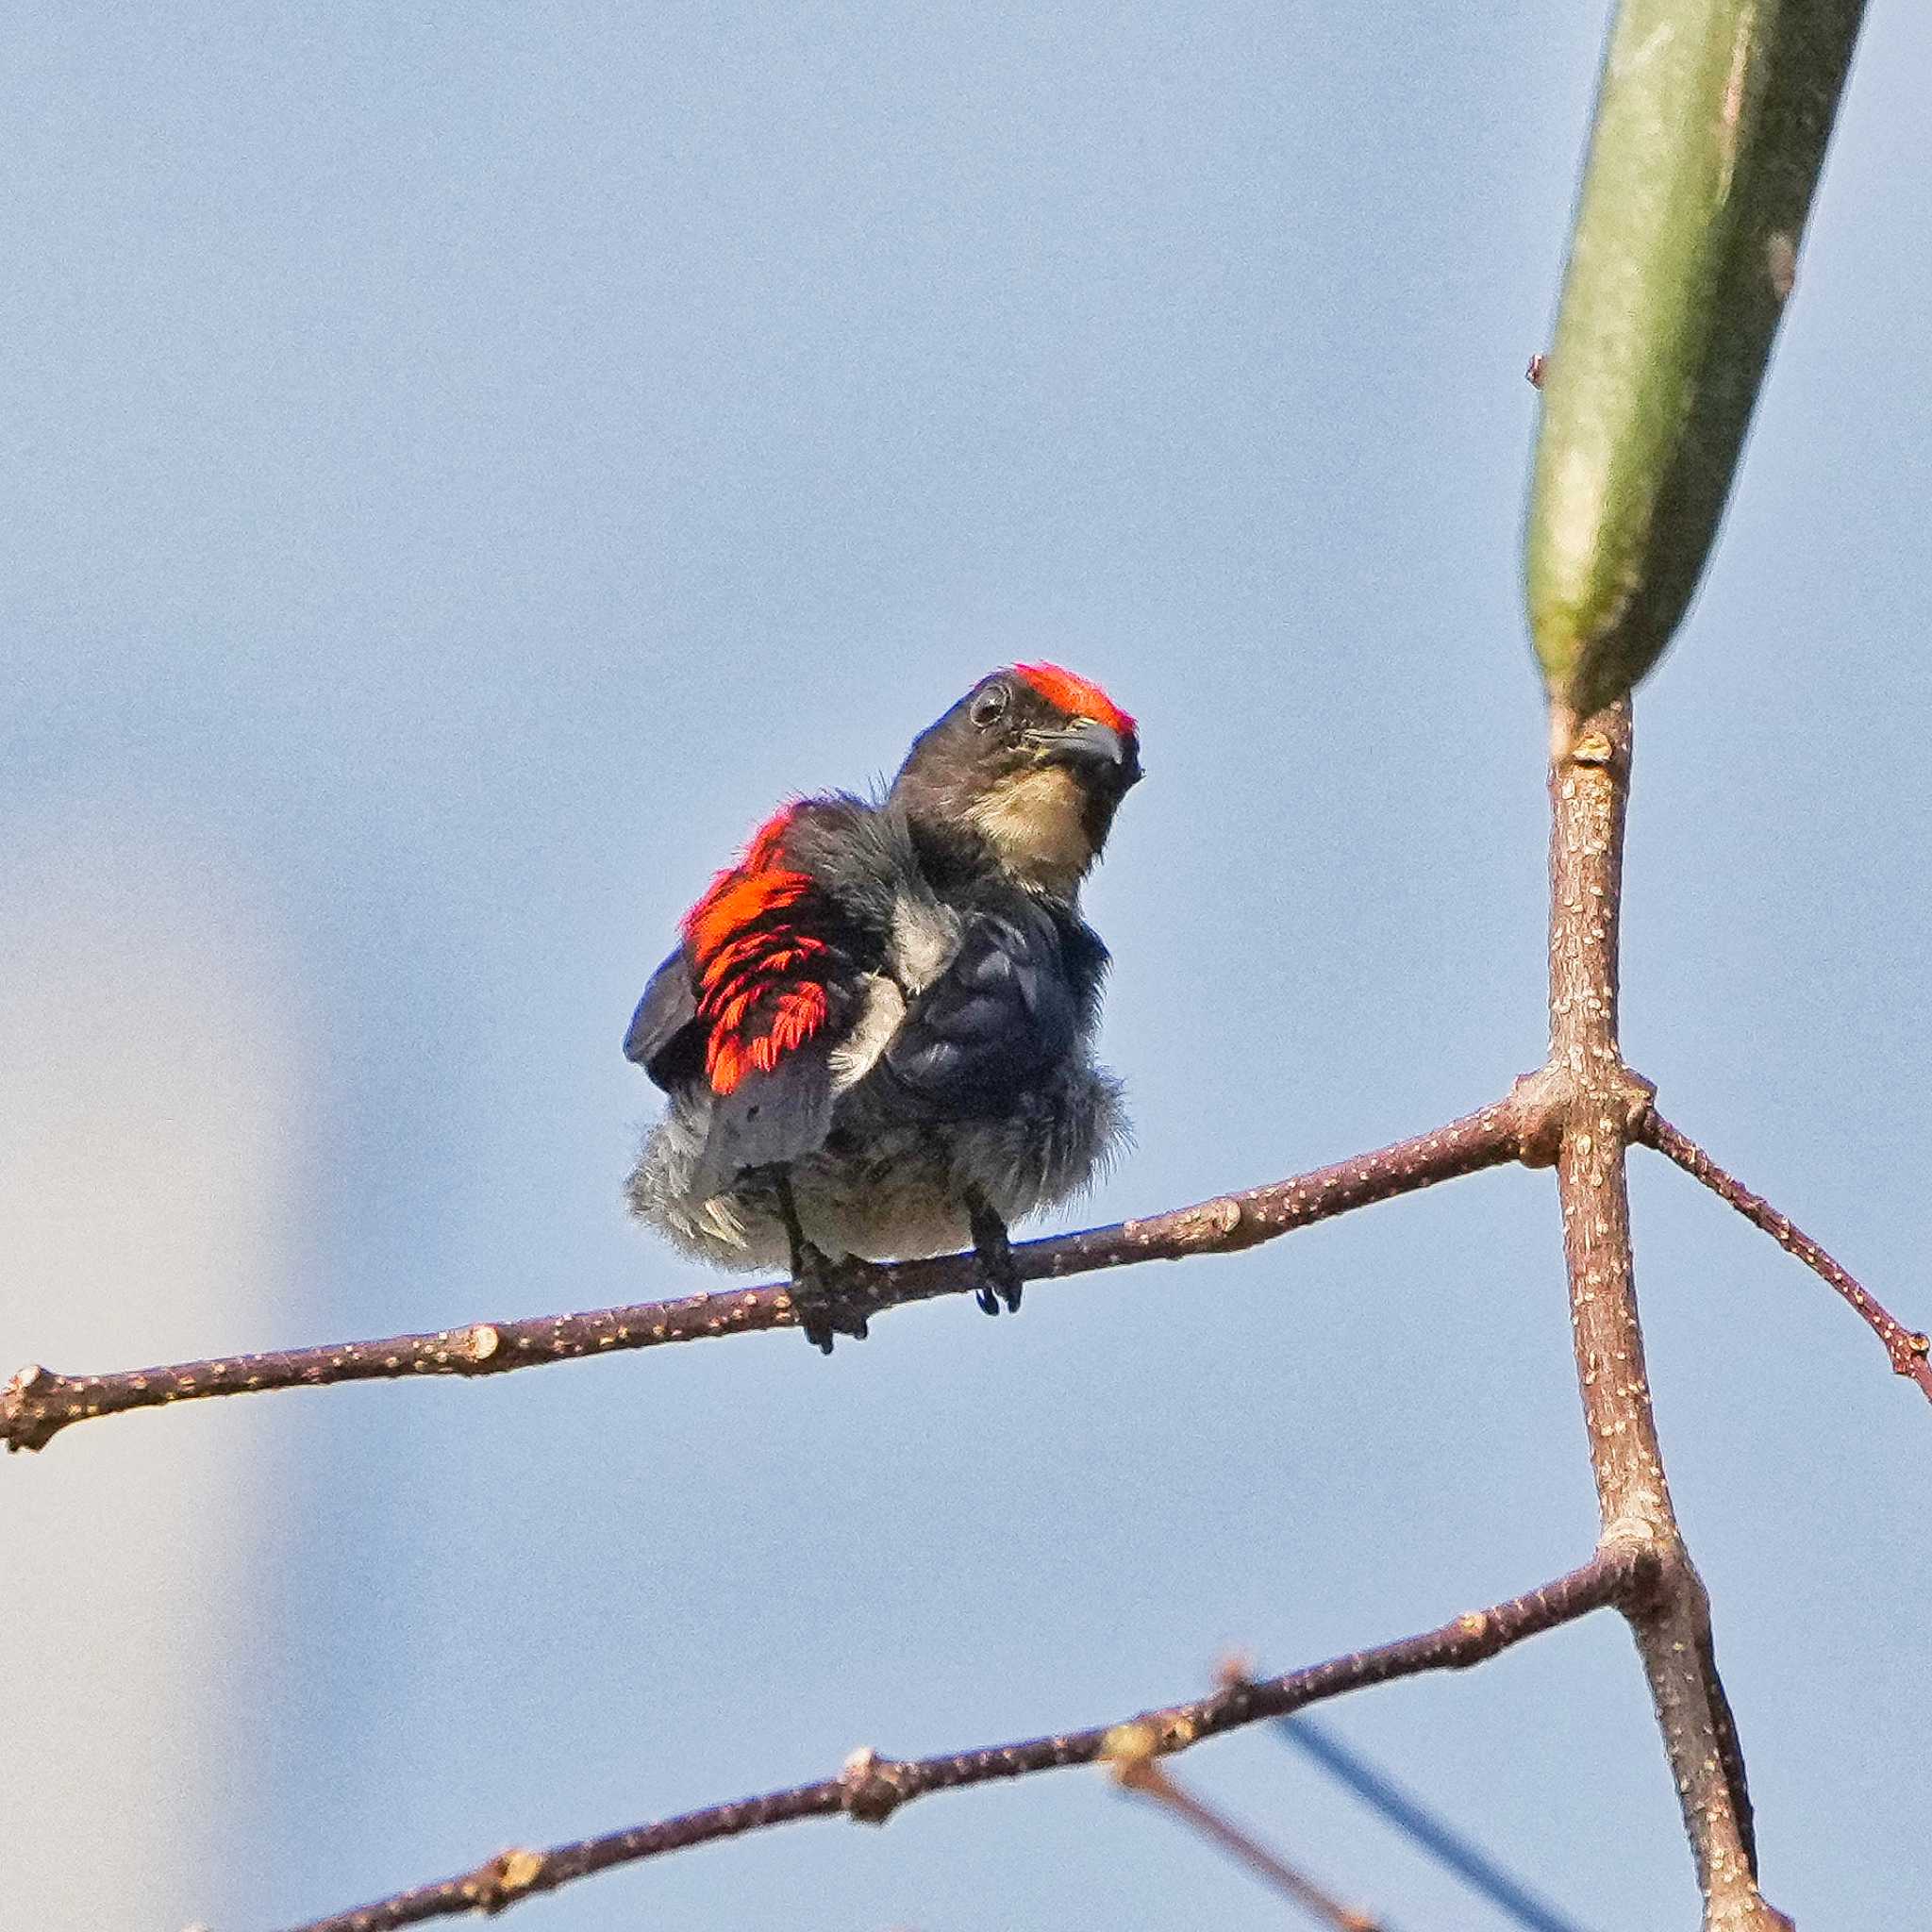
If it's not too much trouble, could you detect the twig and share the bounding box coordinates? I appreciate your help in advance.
[1274,1715,1593,1932]
[1544,706,1789,1932]
[272,1549,1652,1932]
[3,1100,1530,1454]
[1640,1111,1932,1402]
[1108,1730,1386,1931]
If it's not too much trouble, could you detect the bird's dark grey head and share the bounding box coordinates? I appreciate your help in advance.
[888,663,1141,898]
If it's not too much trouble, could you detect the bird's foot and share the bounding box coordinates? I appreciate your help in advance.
[788,1241,880,1355]
[767,1165,877,1355]
[966,1194,1023,1318]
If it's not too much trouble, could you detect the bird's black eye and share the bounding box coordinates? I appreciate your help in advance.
[969,683,1010,729]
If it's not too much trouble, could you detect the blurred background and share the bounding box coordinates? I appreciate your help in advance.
[3,6,1926,1928]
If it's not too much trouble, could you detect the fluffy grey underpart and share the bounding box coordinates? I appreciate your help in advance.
[628,1059,1128,1270]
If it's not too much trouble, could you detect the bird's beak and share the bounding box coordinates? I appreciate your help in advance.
[1035,716,1138,782]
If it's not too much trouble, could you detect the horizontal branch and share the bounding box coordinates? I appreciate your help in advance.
[277,1546,1656,1932]
[3,1095,1529,1454]
[1641,1111,1932,1404]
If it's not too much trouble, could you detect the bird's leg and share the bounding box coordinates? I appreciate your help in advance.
[771,1169,872,1354]
[965,1189,1024,1317]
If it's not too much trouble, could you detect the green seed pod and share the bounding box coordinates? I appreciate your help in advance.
[1524,0,1865,732]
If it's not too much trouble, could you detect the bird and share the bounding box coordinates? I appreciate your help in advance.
[624,663,1141,1352]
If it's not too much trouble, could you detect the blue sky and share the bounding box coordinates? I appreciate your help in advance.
[4,6,1927,1928]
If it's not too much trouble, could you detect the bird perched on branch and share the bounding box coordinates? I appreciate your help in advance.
[625,664,1141,1351]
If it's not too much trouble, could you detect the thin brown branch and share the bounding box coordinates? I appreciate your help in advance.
[1545,704,1789,1932]
[3,1100,1531,1454]
[275,1549,1651,1932]
[1108,1732,1387,1931]
[1641,1110,1932,1403]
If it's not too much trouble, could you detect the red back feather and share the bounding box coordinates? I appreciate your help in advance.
[682,806,835,1095]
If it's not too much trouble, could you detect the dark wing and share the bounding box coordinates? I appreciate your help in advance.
[882,902,1089,1115]
[624,948,702,1087]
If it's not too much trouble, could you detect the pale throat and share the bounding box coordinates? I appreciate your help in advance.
[966,765,1095,897]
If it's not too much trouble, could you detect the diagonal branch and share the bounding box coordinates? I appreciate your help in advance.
[2,1099,1531,1455]
[1545,705,1787,1932]
[273,1547,1655,1932]
[1108,1732,1389,1931]
[1641,1111,1932,1402]
[1274,1714,1596,1932]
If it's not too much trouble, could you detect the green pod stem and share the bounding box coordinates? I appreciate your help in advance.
[1524,0,1865,731]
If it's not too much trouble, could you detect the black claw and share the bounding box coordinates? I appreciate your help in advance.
[797,1279,837,1357]
[966,1193,1024,1319]
[769,1166,874,1355]
[788,1240,876,1355]
[791,1250,838,1354]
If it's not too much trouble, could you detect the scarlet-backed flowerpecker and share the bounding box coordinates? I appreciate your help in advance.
[625,664,1140,1351]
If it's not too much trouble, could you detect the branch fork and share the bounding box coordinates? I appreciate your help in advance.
[1546,704,1784,1931]
[5,704,1924,1932]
